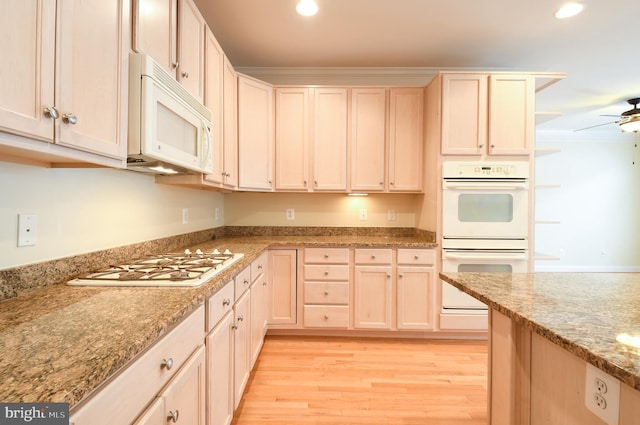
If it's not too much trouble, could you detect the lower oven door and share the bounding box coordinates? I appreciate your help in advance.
[441,249,528,312]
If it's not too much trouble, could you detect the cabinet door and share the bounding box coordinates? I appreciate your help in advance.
[222,57,238,188]
[250,278,267,368]
[396,266,434,330]
[206,312,233,425]
[56,0,129,160]
[132,0,178,76]
[268,249,297,325]
[488,74,534,155]
[353,266,392,329]
[440,73,488,155]
[162,346,206,425]
[203,26,224,185]
[238,75,274,191]
[312,88,348,191]
[233,290,251,409]
[388,88,424,191]
[133,397,165,425]
[350,88,387,192]
[177,0,205,101]
[275,87,310,190]
[0,0,56,142]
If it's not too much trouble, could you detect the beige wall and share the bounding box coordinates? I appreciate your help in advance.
[224,192,421,227]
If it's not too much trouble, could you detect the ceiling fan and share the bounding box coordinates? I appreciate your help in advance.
[575,98,640,132]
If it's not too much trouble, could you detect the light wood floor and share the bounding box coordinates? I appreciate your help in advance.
[232,336,488,425]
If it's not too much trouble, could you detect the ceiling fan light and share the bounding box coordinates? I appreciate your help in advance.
[554,2,584,19]
[620,115,640,133]
[296,0,318,16]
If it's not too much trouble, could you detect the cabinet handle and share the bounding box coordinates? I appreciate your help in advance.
[43,106,59,119]
[324,271,329,276]
[167,410,179,423]
[478,144,485,149]
[490,144,496,148]
[387,274,391,278]
[399,273,404,278]
[172,61,179,69]
[222,298,231,306]
[314,180,318,187]
[244,279,249,285]
[324,254,329,259]
[379,181,384,186]
[390,182,395,186]
[62,113,77,125]
[262,281,267,286]
[161,358,174,370]
[238,315,244,322]
[324,291,329,295]
[324,315,329,320]
[231,323,239,330]
[182,71,189,78]
[304,180,308,186]
[371,255,376,260]
[258,264,263,270]
[414,255,419,260]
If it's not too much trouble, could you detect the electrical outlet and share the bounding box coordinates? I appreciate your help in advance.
[387,209,396,221]
[359,208,368,220]
[182,208,189,224]
[286,208,295,220]
[215,208,220,221]
[17,214,38,247]
[585,363,619,425]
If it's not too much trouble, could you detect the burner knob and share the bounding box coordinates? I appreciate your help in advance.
[224,249,232,255]
[184,249,192,255]
[212,249,221,255]
[195,249,203,255]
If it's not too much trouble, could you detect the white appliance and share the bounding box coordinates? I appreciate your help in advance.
[442,161,529,240]
[127,53,213,175]
[440,161,530,328]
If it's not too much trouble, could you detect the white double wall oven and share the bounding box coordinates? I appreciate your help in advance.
[441,161,530,317]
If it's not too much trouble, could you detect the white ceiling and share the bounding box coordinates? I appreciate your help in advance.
[194,0,640,139]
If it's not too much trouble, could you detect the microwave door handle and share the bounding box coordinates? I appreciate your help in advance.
[444,253,528,261]
[201,123,212,170]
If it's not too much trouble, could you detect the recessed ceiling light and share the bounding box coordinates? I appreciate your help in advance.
[554,2,584,19]
[296,0,318,16]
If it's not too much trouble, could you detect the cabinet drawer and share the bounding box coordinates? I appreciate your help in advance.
[70,305,205,425]
[305,248,350,264]
[251,251,267,282]
[206,280,234,332]
[303,305,349,328]
[304,264,349,281]
[354,248,392,265]
[304,282,349,305]
[397,249,435,266]
[234,266,252,300]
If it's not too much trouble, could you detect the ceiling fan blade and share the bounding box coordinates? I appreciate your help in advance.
[573,120,619,132]
[600,114,621,117]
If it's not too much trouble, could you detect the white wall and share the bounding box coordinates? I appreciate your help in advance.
[534,131,640,271]
[0,161,224,269]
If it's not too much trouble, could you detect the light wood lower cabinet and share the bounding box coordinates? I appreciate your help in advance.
[268,249,298,325]
[353,265,393,330]
[233,270,251,410]
[206,310,233,425]
[250,251,269,368]
[396,249,436,330]
[303,248,350,328]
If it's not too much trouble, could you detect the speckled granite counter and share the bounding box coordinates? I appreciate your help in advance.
[440,272,640,391]
[0,233,435,408]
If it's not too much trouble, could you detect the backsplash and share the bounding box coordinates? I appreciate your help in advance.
[0,226,435,302]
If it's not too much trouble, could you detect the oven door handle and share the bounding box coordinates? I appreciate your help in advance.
[443,253,528,261]
[443,182,528,190]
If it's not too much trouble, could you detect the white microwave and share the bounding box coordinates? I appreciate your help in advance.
[127,53,213,175]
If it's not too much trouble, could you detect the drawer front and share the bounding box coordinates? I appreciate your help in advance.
[354,248,392,265]
[303,305,349,328]
[304,282,349,305]
[304,264,349,281]
[251,251,268,282]
[234,266,252,301]
[206,280,234,332]
[70,305,205,425]
[397,249,435,266]
[304,248,350,264]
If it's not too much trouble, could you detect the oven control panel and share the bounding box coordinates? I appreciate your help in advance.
[443,161,529,179]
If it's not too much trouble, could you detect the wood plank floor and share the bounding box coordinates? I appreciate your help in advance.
[232,336,488,425]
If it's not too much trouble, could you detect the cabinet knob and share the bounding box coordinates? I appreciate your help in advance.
[324,254,329,259]
[379,182,384,186]
[258,264,263,270]
[324,291,329,295]
[167,410,179,423]
[324,315,329,320]
[161,358,174,370]
[414,255,419,260]
[490,144,496,148]
[238,315,244,322]
[182,71,189,78]
[399,273,404,278]
[324,271,329,276]
[371,255,376,260]
[172,61,179,69]
[390,181,395,186]
[314,180,318,187]
[244,279,249,285]
[479,144,485,148]
[43,106,59,119]
[387,274,391,278]
[263,281,267,286]
[62,113,77,125]
[231,323,239,330]
[222,298,230,306]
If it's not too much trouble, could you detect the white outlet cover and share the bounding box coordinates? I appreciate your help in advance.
[585,363,620,425]
[286,208,295,220]
[17,214,38,247]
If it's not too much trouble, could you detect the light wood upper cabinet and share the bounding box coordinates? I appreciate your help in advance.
[132,0,178,75]
[275,87,310,190]
[221,57,238,188]
[350,88,387,192]
[437,72,534,156]
[177,0,206,101]
[203,26,224,185]
[312,88,349,191]
[237,74,274,191]
[388,87,424,191]
[0,0,129,166]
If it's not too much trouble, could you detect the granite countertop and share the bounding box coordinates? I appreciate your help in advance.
[0,235,435,408]
[440,272,640,391]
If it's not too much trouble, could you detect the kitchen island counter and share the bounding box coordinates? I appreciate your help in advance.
[440,272,640,391]
[0,234,435,408]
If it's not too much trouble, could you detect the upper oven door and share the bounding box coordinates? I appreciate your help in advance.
[442,178,529,239]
